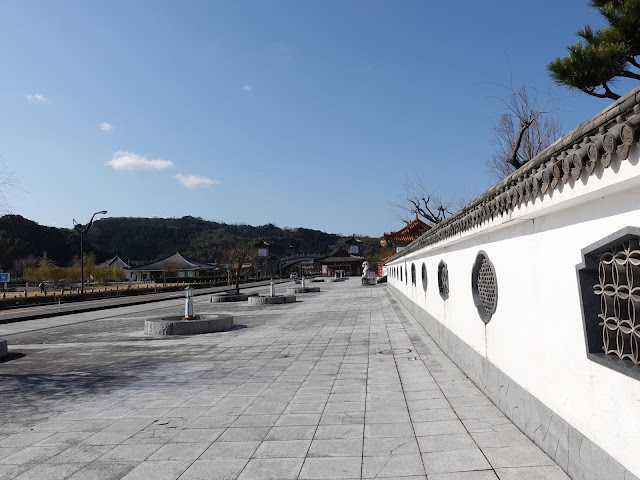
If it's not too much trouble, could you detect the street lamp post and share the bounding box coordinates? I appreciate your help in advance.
[73,210,107,298]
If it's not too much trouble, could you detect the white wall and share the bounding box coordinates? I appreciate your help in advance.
[387,150,640,476]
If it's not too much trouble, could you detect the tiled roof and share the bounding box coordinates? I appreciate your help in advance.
[131,252,214,272]
[381,216,430,246]
[315,248,364,264]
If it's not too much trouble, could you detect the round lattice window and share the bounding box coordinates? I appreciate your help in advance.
[438,261,449,299]
[411,263,416,286]
[421,263,428,291]
[471,251,498,323]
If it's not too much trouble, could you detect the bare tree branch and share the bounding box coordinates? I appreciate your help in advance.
[391,175,453,227]
[0,157,19,215]
[487,84,562,181]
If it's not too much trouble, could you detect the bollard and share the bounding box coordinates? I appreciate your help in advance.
[301,276,306,290]
[184,286,194,319]
[270,279,275,297]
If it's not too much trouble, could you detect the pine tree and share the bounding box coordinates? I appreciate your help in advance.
[547,0,640,99]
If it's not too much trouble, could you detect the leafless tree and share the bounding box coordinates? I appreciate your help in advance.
[393,176,453,227]
[487,84,562,181]
[0,157,18,214]
[222,242,255,294]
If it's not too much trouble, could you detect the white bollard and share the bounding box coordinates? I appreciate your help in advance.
[270,279,275,297]
[184,286,194,319]
[301,276,306,290]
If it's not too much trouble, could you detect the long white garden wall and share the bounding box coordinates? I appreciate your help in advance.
[387,87,640,480]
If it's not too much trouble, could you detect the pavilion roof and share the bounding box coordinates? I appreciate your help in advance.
[102,255,131,270]
[130,252,214,272]
[381,215,430,247]
[315,248,364,264]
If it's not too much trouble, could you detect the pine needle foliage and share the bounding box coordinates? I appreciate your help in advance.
[548,0,640,99]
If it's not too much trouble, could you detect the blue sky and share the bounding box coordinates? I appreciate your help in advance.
[0,1,635,237]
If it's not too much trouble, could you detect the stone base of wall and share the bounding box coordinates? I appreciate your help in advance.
[387,284,638,480]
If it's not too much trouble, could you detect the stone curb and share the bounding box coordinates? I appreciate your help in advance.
[144,314,234,336]
[286,287,321,294]
[248,295,296,305]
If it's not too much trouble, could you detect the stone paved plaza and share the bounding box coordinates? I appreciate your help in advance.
[0,281,569,479]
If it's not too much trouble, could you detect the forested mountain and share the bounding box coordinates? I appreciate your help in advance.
[0,215,385,276]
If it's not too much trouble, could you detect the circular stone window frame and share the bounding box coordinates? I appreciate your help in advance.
[471,250,498,324]
[421,262,428,291]
[411,263,416,286]
[438,260,449,299]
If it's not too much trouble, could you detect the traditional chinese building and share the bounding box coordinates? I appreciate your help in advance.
[315,236,365,277]
[380,214,430,251]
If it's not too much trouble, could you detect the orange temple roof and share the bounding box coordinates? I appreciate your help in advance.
[381,214,430,247]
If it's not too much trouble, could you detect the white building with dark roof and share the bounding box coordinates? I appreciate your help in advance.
[129,252,215,281]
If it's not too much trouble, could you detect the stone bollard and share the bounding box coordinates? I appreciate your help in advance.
[301,276,306,290]
[270,279,275,297]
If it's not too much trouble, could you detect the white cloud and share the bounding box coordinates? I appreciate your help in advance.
[26,93,46,104]
[176,173,219,189]
[105,151,173,171]
[242,85,253,92]
[99,122,113,132]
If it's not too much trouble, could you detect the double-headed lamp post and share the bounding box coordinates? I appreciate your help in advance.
[73,210,107,298]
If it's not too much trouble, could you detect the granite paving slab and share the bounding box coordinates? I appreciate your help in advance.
[0,280,570,479]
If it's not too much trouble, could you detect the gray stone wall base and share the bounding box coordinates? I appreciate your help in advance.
[0,339,6,358]
[144,314,234,336]
[387,284,638,480]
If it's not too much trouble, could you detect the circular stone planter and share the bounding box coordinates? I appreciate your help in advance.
[210,292,258,303]
[0,339,7,359]
[286,287,320,294]
[144,314,234,336]
[247,294,296,305]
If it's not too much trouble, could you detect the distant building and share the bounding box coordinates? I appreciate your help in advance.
[315,235,365,277]
[129,252,215,281]
[380,214,430,252]
[100,255,131,280]
[315,248,365,277]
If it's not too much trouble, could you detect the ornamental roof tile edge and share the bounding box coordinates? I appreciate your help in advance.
[389,85,640,263]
